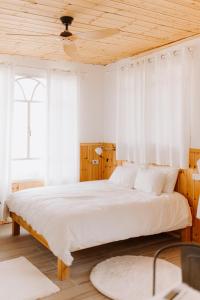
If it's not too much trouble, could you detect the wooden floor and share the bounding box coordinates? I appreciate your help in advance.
[0,224,181,300]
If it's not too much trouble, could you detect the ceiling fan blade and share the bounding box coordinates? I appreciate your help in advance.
[67,34,78,42]
[77,28,120,39]
[63,41,79,59]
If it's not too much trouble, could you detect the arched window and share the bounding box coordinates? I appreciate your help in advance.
[11,76,46,180]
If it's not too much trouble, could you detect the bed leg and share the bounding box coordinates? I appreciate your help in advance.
[12,220,20,236]
[57,258,70,280]
[181,227,191,242]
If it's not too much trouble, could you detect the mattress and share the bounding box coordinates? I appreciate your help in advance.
[6,180,192,266]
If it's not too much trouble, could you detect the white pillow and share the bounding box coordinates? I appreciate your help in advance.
[109,165,138,189]
[149,165,179,193]
[134,168,166,196]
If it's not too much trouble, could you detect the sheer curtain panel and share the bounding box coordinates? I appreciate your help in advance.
[0,64,14,220]
[46,70,79,185]
[116,48,191,168]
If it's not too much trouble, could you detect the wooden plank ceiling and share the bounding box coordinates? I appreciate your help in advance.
[1,0,200,65]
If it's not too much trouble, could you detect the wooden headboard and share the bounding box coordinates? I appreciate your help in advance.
[175,148,200,242]
[80,143,123,181]
[80,143,200,242]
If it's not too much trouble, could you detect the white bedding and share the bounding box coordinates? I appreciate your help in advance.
[6,180,192,266]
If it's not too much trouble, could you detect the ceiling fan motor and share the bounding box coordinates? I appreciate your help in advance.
[60,16,74,38]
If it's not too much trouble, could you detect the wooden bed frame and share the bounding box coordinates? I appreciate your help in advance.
[9,147,199,280]
[10,211,191,281]
[10,212,69,281]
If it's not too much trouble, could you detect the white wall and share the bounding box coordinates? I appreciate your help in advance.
[103,68,117,143]
[191,99,200,148]
[190,53,200,149]
[79,69,104,142]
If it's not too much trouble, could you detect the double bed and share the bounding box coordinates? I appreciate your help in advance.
[6,180,192,280]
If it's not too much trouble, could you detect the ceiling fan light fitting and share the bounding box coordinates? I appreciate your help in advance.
[60,31,73,38]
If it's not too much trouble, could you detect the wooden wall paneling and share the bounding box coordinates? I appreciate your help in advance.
[89,144,103,181]
[80,143,103,181]
[80,144,90,182]
[189,150,195,168]
[186,168,195,205]
[194,153,200,170]
[80,143,124,181]
[102,143,117,179]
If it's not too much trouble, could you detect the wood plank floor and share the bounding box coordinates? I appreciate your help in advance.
[0,224,181,300]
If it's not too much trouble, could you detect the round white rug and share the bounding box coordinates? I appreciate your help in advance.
[90,256,181,300]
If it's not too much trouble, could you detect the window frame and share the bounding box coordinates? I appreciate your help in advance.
[12,75,46,161]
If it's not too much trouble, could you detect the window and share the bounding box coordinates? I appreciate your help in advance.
[11,76,46,180]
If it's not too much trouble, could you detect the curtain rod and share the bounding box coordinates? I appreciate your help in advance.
[14,64,74,73]
[0,62,89,74]
[129,33,200,61]
[104,33,200,72]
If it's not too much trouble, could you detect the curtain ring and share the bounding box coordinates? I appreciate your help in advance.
[173,50,178,56]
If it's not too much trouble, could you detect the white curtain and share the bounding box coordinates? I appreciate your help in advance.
[0,64,14,220]
[46,70,79,185]
[116,48,191,168]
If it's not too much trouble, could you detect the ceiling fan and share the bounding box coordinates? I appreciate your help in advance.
[5,16,120,59]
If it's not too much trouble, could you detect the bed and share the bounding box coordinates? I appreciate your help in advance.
[6,180,192,280]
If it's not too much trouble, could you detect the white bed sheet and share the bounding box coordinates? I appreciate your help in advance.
[6,180,192,266]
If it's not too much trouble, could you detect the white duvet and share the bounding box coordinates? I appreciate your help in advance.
[6,180,192,266]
